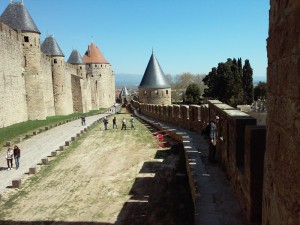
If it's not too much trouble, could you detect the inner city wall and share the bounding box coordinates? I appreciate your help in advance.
[0,21,115,128]
[131,99,266,223]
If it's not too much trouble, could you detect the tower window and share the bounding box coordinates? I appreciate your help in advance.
[166,90,168,94]
[144,91,147,95]
[155,90,158,95]
[24,36,29,42]
[54,59,58,64]
[95,65,97,67]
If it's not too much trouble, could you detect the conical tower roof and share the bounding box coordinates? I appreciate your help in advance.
[41,35,64,57]
[139,53,170,89]
[0,1,40,34]
[67,49,85,65]
[120,86,129,97]
[83,42,109,64]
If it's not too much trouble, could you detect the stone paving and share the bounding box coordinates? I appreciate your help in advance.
[0,113,109,195]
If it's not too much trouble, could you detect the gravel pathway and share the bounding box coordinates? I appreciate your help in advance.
[0,113,109,195]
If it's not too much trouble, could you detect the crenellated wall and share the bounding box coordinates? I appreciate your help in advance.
[132,99,266,223]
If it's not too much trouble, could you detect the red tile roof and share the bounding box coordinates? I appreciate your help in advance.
[83,42,109,64]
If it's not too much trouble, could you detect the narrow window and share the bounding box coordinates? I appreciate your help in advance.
[24,56,27,67]
[80,66,82,69]
[144,91,147,95]
[156,90,158,95]
[54,59,57,64]
[166,90,168,94]
[95,81,98,90]
[24,36,29,42]
[95,65,97,67]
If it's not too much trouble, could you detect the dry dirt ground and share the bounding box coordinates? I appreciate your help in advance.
[0,110,193,225]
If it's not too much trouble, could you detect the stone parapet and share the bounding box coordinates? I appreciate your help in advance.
[131,99,265,223]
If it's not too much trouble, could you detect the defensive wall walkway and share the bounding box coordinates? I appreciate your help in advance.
[0,113,109,195]
[131,106,249,225]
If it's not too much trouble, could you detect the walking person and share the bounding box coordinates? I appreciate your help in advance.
[13,145,21,169]
[6,147,14,170]
[103,116,109,130]
[130,115,135,130]
[113,117,118,129]
[81,114,86,126]
[121,117,127,130]
[209,116,219,162]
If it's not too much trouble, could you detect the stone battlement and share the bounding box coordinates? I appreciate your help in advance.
[132,99,266,223]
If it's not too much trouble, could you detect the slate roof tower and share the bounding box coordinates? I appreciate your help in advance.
[0,1,48,120]
[67,49,92,113]
[83,42,115,109]
[41,35,73,115]
[138,52,171,105]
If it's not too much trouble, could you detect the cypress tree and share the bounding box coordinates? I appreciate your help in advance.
[242,59,254,104]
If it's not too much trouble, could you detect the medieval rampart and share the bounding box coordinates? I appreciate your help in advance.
[0,23,27,127]
[41,54,55,116]
[132,99,266,223]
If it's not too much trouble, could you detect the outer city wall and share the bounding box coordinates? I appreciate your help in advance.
[132,99,266,223]
[0,23,28,127]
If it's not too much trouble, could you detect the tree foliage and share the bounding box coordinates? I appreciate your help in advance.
[203,58,254,106]
[185,83,202,104]
[254,81,267,100]
[167,72,206,103]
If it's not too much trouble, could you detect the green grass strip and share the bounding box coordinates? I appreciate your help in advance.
[0,109,105,147]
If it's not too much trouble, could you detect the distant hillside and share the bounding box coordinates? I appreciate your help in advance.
[115,74,143,87]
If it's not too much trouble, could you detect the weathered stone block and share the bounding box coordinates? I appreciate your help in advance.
[5,141,13,147]
[51,151,57,157]
[59,146,65,151]
[12,179,21,188]
[29,167,37,174]
[41,158,48,164]
[65,141,71,146]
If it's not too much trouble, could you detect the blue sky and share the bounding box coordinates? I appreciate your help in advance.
[0,0,269,81]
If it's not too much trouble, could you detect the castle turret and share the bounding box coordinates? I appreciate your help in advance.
[138,52,171,105]
[119,85,130,104]
[83,42,115,109]
[67,49,92,113]
[41,35,73,115]
[0,1,47,120]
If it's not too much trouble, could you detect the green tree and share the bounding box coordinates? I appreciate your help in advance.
[185,83,202,104]
[203,58,252,107]
[254,81,267,100]
[242,59,254,104]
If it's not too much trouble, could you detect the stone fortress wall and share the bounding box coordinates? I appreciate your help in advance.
[0,18,115,128]
[0,23,28,127]
[132,99,266,223]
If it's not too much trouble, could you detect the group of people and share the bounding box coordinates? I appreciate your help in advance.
[5,145,21,170]
[103,115,135,130]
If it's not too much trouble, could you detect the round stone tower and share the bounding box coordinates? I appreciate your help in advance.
[83,42,115,109]
[138,52,171,105]
[0,0,47,120]
[41,35,72,115]
[67,49,92,113]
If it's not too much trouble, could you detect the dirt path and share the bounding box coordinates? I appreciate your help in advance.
[0,112,193,225]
